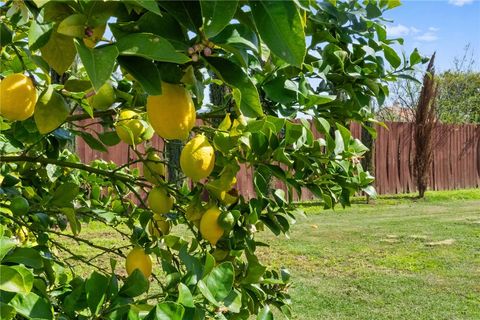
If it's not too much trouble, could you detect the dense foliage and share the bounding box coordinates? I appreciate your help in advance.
[0,1,418,319]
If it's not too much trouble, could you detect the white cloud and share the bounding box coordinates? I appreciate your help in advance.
[410,27,421,34]
[448,0,474,6]
[429,27,440,32]
[415,32,439,42]
[387,24,410,37]
[386,24,421,37]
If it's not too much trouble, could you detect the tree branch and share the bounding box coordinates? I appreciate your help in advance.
[0,155,150,188]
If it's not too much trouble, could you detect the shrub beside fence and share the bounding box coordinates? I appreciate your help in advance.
[77,121,480,197]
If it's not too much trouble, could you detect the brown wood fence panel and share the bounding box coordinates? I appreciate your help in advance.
[77,121,480,198]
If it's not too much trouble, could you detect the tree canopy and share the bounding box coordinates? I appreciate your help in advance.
[0,1,418,319]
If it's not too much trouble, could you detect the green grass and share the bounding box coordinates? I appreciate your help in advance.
[64,189,480,319]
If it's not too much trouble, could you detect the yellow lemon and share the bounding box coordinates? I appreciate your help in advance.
[148,214,171,237]
[180,135,215,182]
[199,206,224,246]
[125,247,152,278]
[87,81,115,110]
[147,186,174,214]
[143,152,166,184]
[146,82,196,140]
[115,110,145,145]
[0,73,37,121]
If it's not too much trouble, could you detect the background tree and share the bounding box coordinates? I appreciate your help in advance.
[413,53,438,199]
[0,1,419,319]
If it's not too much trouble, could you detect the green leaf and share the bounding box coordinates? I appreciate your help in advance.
[334,130,344,155]
[197,280,219,305]
[200,0,239,38]
[387,0,402,9]
[0,237,16,260]
[0,265,33,293]
[382,44,401,69]
[205,262,234,302]
[224,289,242,313]
[131,0,161,15]
[116,33,190,64]
[119,269,149,298]
[2,248,44,269]
[144,302,185,320]
[28,20,53,50]
[158,0,202,31]
[40,30,76,74]
[32,0,50,8]
[118,56,162,95]
[57,13,87,37]
[177,283,194,308]
[263,77,297,104]
[64,78,92,92]
[85,271,109,316]
[75,41,119,91]
[366,3,382,18]
[250,0,306,67]
[61,207,81,236]
[409,48,422,66]
[7,292,53,320]
[34,86,70,134]
[98,131,121,146]
[256,305,273,320]
[74,130,108,152]
[0,23,13,46]
[51,182,80,207]
[206,57,263,117]
[0,302,15,320]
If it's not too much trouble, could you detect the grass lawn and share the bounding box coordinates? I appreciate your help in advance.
[63,189,480,319]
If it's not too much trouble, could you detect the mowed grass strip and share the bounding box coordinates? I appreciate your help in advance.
[62,189,480,319]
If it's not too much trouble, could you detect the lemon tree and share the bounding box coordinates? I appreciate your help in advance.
[0,1,422,319]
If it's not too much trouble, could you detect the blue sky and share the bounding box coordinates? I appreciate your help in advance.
[383,0,480,71]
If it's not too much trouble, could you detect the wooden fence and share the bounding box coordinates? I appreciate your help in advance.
[77,121,480,198]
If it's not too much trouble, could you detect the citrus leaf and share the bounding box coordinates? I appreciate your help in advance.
[85,271,109,316]
[177,283,194,308]
[131,0,161,15]
[34,86,70,134]
[206,57,263,118]
[7,292,53,320]
[2,247,44,269]
[205,262,234,301]
[200,0,239,38]
[158,0,202,31]
[256,305,273,320]
[57,13,87,37]
[119,269,149,298]
[40,30,76,74]
[32,0,50,8]
[51,182,79,207]
[0,23,13,46]
[0,302,15,320]
[75,40,119,91]
[382,44,401,69]
[74,130,108,152]
[224,289,242,313]
[61,207,81,236]
[0,237,16,260]
[144,302,185,320]
[250,0,306,67]
[0,265,33,293]
[118,56,162,95]
[116,33,190,64]
[28,20,53,50]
